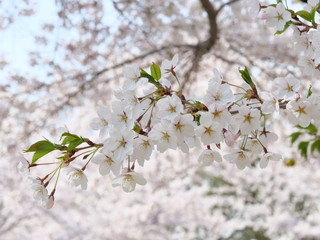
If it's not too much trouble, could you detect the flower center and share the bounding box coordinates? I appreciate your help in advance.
[204,127,214,136]
[161,132,170,142]
[168,105,176,113]
[244,114,252,123]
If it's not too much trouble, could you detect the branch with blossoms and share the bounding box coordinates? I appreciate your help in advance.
[20,0,320,208]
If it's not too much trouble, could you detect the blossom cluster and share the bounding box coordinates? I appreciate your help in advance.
[21,52,320,207]
[263,0,320,77]
[20,0,320,208]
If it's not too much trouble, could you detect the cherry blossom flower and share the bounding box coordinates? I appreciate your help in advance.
[259,128,279,146]
[204,82,234,106]
[260,92,279,117]
[172,114,195,140]
[208,68,223,85]
[114,90,151,118]
[246,138,263,154]
[132,135,154,166]
[287,98,313,128]
[112,170,147,192]
[65,166,88,190]
[276,75,300,100]
[46,195,54,209]
[206,104,232,127]
[17,156,29,179]
[195,113,223,145]
[92,152,121,176]
[161,54,179,76]
[235,106,261,135]
[260,152,282,168]
[103,129,135,162]
[30,179,49,206]
[123,64,148,90]
[110,101,134,129]
[90,105,111,138]
[149,121,177,153]
[265,3,291,31]
[198,149,222,167]
[224,150,251,170]
[156,94,183,120]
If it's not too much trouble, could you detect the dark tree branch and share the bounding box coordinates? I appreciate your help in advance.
[183,0,219,87]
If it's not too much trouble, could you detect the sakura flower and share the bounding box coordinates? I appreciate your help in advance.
[293,29,311,53]
[265,3,291,31]
[223,130,241,147]
[65,166,88,190]
[208,68,223,85]
[287,98,313,127]
[171,115,196,153]
[298,55,317,76]
[207,104,232,127]
[114,90,151,118]
[159,78,172,88]
[90,105,111,138]
[110,101,134,129]
[224,150,251,170]
[161,54,179,76]
[149,121,177,153]
[132,135,154,166]
[198,149,222,167]
[103,129,135,162]
[30,179,49,206]
[46,195,54,209]
[235,106,261,135]
[204,82,234,106]
[260,92,279,117]
[195,113,223,145]
[156,94,183,120]
[276,75,300,100]
[92,152,121,176]
[260,152,282,168]
[123,64,148,90]
[172,114,195,140]
[246,138,263,154]
[112,170,147,192]
[18,156,29,179]
[259,128,278,146]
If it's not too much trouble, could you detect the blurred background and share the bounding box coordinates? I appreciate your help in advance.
[1,0,320,239]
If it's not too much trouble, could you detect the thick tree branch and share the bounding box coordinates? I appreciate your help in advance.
[183,0,219,87]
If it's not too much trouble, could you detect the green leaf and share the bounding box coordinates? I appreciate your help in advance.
[140,69,160,87]
[311,138,320,154]
[297,123,318,135]
[290,132,303,144]
[239,67,256,89]
[298,141,309,158]
[25,140,56,164]
[150,62,161,80]
[275,21,291,35]
[61,132,81,145]
[194,114,201,126]
[310,3,320,23]
[67,139,84,152]
[61,132,84,152]
[296,10,312,21]
[307,85,312,98]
